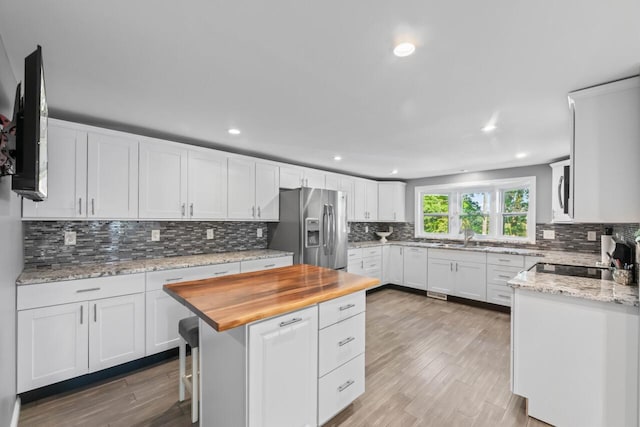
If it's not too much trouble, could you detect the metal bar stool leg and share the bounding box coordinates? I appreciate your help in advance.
[191,346,199,423]
[178,337,186,402]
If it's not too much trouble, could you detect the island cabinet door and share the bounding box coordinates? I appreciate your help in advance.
[248,305,318,427]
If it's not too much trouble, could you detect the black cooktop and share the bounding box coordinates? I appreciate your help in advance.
[531,263,612,280]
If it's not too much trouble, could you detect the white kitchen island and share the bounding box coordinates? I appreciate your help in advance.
[509,268,639,427]
[164,264,377,427]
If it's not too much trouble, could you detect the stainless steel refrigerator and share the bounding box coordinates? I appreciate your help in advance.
[268,188,348,270]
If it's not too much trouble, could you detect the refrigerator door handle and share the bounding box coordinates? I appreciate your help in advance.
[329,204,336,254]
[323,204,330,255]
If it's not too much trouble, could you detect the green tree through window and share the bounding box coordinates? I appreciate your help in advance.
[502,189,529,237]
[460,192,490,235]
[422,194,449,233]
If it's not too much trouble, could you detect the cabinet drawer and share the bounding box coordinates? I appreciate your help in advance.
[347,248,363,260]
[318,353,365,426]
[18,273,146,311]
[240,256,293,273]
[487,284,512,307]
[487,253,524,268]
[146,263,240,291]
[319,313,366,377]
[487,264,522,286]
[362,246,382,258]
[430,249,486,263]
[362,256,381,270]
[319,291,366,330]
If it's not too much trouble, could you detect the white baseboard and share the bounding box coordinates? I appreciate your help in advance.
[9,397,20,427]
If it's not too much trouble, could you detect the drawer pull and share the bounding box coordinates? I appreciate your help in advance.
[76,287,101,293]
[498,258,511,262]
[497,294,510,299]
[339,303,356,311]
[498,275,512,279]
[279,317,302,327]
[264,264,276,268]
[214,271,228,275]
[165,277,184,282]
[338,379,355,392]
[338,336,355,347]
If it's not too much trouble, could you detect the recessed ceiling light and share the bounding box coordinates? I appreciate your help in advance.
[390,169,399,175]
[393,42,415,57]
[481,123,497,133]
[515,152,528,159]
[334,155,342,161]
[228,128,241,135]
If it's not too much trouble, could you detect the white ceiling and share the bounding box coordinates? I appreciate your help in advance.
[0,0,638,179]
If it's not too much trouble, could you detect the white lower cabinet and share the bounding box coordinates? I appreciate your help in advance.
[427,249,487,301]
[318,354,365,426]
[382,245,403,285]
[403,247,428,290]
[89,293,145,372]
[248,306,319,427]
[146,290,190,355]
[17,302,89,393]
[427,258,454,294]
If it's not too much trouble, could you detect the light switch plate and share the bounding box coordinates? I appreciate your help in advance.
[64,231,76,246]
[206,229,214,240]
[151,230,160,242]
[543,230,555,239]
[365,226,369,233]
[257,228,263,238]
[587,231,597,241]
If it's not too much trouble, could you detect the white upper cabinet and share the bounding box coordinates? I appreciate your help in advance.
[87,132,139,219]
[229,157,279,221]
[338,176,356,221]
[378,181,406,222]
[279,165,305,189]
[324,173,339,191]
[569,76,640,223]
[23,122,87,218]
[139,139,189,219]
[187,148,228,219]
[550,160,572,223]
[304,168,326,188]
[354,179,378,221]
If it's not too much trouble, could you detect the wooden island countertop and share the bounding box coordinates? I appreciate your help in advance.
[163,264,378,331]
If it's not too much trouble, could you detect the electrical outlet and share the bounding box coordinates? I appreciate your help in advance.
[389,226,394,233]
[151,230,160,242]
[543,230,555,239]
[587,231,597,241]
[64,231,76,246]
[347,226,351,233]
[365,226,369,233]
[257,228,263,238]
[206,229,214,240]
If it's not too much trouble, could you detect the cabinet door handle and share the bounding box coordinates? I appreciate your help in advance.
[214,271,228,275]
[257,206,261,218]
[94,304,97,322]
[80,305,83,324]
[190,203,194,217]
[338,379,355,392]
[339,303,356,311]
[164,277,184,282]
[338,336,355,347]
[181,203,186,217]
[400,248,402,255]
[76,287,101,293]
[264,264,276,268]
[393,212,396,220]
[455,262,458,272]
[450,262,453,272]
[498,274,512,279]
[279,317,302,327]
[91,198,95,215]
[79,198,82,215]
[252,206,255,218]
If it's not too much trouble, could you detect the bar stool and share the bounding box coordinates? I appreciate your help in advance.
[178,316,199,423]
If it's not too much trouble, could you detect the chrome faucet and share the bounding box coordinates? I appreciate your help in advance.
[460,226,475,247]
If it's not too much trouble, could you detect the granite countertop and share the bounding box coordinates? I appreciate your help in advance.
[348,240,600,266]
[508,269,639,307]
[16,249,294,286]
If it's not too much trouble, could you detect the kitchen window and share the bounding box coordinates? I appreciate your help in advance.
[414,177,536,243]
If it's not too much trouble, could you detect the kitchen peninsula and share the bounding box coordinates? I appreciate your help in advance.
[164,264,378,426]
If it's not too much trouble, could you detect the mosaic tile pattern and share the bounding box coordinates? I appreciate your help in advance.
[24,221,268,268]
[348,222,639,254]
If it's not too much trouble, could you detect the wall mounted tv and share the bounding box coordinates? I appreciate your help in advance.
[10,45,48,201]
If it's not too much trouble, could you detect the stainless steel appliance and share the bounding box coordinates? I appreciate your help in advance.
[268,188,348,269]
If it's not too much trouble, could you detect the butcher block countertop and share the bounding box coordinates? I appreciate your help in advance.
[164,264,378,332]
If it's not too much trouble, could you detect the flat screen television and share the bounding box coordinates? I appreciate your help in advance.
[11,45,48,201]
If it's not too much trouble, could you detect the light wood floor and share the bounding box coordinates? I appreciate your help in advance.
[20,288,549,426]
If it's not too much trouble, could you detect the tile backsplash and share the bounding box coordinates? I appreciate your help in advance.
[24,221,268,268]
[349,222,640,254]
